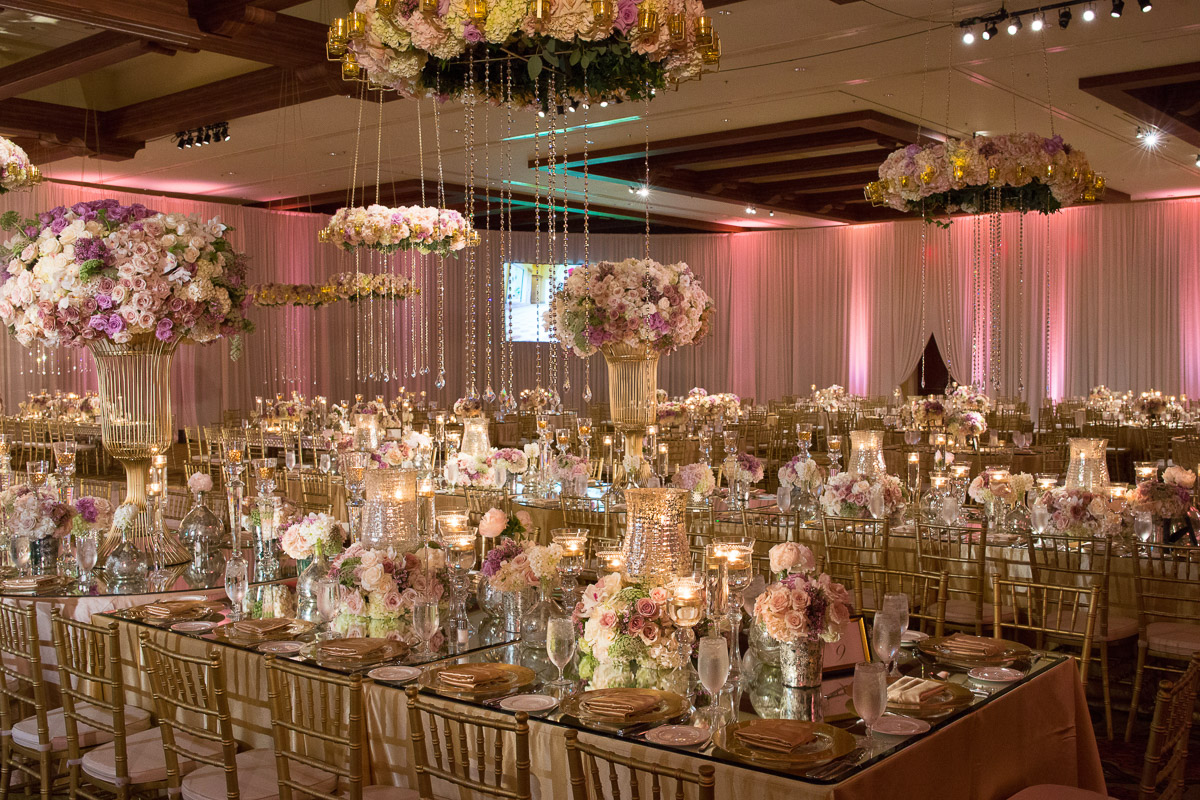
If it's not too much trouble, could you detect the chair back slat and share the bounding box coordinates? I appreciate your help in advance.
[853,566,948,637]
[916,522,990,635]
[992,576,1099,682]
[564,729,714,800]
[1131,541,1200,626]
[1139,654,1200,800]
[822,516,888,590]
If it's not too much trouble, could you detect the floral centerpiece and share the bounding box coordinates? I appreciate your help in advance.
[549,453,589,494]
[946,383,992,415]
[813,385,849,412]
[1164,466,1196,489]
[685,392,740,419]
[969,472,1034,507]
[443,452,497,487]
[657,400,685,425]
[821,472,904,518]
[778,455,823,493]
[671,462,715,499]
[317,205,474,256]
[248,272,417,308]
[1032,488,1123,539]
[947,409,987,440]
[341,0,716,108]
[1130,480,1192,521]
[911,397,946,428]
[1135,394,1168,419]
[280,512,346,562]
[1087,385,1117,411]
[518,387,553,412]
[0,136,41,194]
[865,133,1104,218]
[453,396,484,418]
[0,485,93,573]
[0,201,252,351]
[727,452,764,485]
[753,543,851,687]
[372,431,432,468]
[573,573,684,691]
[488,447,529,475]
[478,507,533,540]
[329,542,446,622]
[72,495,114,537]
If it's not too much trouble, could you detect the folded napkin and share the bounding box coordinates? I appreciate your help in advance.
[734,720,816,754]
[438,664,510,689]
[579,690,661,719]
[141,600,205,618]
[318,639,387,659]
[938,633,1004,658]
[4,575,58,591]
[230,618,293,637]
[887,676,946,705]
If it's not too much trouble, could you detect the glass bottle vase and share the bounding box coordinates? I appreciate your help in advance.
[296,545,331,622]
[520,580,562,648]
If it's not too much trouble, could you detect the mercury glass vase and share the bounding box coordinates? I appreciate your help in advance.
[359,468,419,551]
[501,588,530,634]
[88,336,190,565]
[1064,438,1110,491]
[602,343,660,486]
[460,417,491,459]
[848,430,886,479]
[621,488,690,585]
[779,637,824,689]
[28,537,59,576]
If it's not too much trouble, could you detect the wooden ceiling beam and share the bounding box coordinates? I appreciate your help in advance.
[759,170,881,199]
[694,148,893,183]
[0,33,173,102]
[1080,61,1200,149]
[0,0,206,46]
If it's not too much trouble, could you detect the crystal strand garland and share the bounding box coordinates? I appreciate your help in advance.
[582,68,592,406]
[1017,209,1025,396]
[416,100,427,379]
[919,218,927,388]
[559,85,570,398]
[373,91,386,384]
[971,214,981,387]
[482,61,494,404]
[504,61,515,406]
[990,188,1001,393]
[533,91,543,391]
[546,78,558,406]
[350,83,366,385]
[433,75,447,392]
[1044,215,1051,399]
[643,90,651,260]
[464,54,478,397]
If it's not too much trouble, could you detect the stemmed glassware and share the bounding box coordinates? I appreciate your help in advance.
[440,512,476,641]
[853,662,888,746]
[827,435,843,475]
[26,460,48,488]
[697,635,731,730]
[871,611,902,676]
[52,440,77,502]
[555,428,571,456]
[881,594,910,675]
[75,534,97,589]
[546,616,576,689]
[795,423,813,460]
[254,457,277,497]
[222,434,247,547]
[0,435,12,492]
[576,418,593,467]
[552,528,587,609]
[224,549,249,621]
[667,576,705,674]
[711,537,753,690]
[413,599,441,659]
[315,576,341,639]
[340,452,369,544]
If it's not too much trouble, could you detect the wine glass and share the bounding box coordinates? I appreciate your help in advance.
[284,449,297,472]
[871,611,902,674]
[1031,504,1050,537]
[319,453,331,475]
[546,616,576,688]
[75,534,97,589]
[867,485,885,519]
[315,577,341,640]
[882,594,910,672]
[224,553,249,622]
[904,430,921,447]
[697,635,730,730]
[1133,510,1155,542]
[939,495,960,525]
[853,661,888,745]
[414,600,440,659]
[555,428,571,455]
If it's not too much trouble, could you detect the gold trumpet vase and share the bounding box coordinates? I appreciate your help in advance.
[601,342,659,486]
[89,336,191,568]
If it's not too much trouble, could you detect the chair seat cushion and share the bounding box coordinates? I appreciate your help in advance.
[12,703,152,753]
[182,748,337,800]
[1065,613,1137,642]
[82,725,221,786]
[1146,621,1200,656]
[945,599,1014,624]
[361,786,422,800]
[1007,785,1113,800]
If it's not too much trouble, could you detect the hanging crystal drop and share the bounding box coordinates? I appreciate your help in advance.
[583,384,593,402]
[411,368,417,378]
[484,384,496,403]
[383,373,390,382]
[551,390,562,411]
[420,366,429,375]
[435,373,446,390]
[563,376,571,391]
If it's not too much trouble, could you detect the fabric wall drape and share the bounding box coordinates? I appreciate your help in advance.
[3,182,1200,425]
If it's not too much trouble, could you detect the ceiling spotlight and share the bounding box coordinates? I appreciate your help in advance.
[1082,3,1096,19]
[981,20,998,39]
[1007,15,1022,34]
[1030,12,1045,30]
[1058,7,1071,27]
[1110,0,1124,17]
[768,211,775,217]
[745,206,757,215]
[176,139,185,150]
[599,100,608,108]
[635,185,650,198]
[1137,0,1151,11]
[1138,126,1162,148]
[962,27,976,43]
[1195,154,1200,167]
[221,126,231,142]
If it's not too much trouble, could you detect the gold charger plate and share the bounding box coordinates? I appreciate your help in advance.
[560,688,690,728]
[303,638,409,668]
[848,678,975,720]
[918,636,1032,668]
[0,574,70,594]
[713,721,856,771]
[126,602,222,623]
[419,663,536,698]
[212,619,316,644]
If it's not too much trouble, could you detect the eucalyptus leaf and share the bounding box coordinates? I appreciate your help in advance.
[528,54,543,80]
[543,51,559,68]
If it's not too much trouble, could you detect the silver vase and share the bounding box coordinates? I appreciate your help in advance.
[29,537,59,576]
[779,638,823,688]
[501,589,528,634]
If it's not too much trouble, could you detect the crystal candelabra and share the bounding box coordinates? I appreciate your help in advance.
[552,528,588,609]
[223,436,247,548]
[796,423,813,460]
[433,414,447,486]
[713,538,753,691]
[439,512,475,643]
[827,434,843,475]
[340,451,368,544]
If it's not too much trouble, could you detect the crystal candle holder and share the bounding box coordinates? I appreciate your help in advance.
[360,468,419,551]
[552,528,588,608]
[621,488,690,584]
[667,575,705,665]
[596,549,624,574]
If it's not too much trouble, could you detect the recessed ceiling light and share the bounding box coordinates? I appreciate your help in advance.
[329,151,338,156]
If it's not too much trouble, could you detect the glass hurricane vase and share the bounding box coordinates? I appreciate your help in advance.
[296,545,331,622]
[520,580,562,648]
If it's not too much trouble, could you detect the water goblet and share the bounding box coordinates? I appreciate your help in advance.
[697,635,730,730]
[75,534,97,589]
[315,576,341,639]
[546,616,576,688]
[285,449,297,472]
[882,593,910,673]
[1031,503,1050,537]
[224,552,249,622]
[871,611,902,674]
[26,461,48,488]
[1133,510,1155,543]
[413,600,441,659]
[853,661,888,745]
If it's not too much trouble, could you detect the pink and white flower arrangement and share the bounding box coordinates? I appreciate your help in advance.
[548,258,712,359]
[318,205,475,256]
[489,448,528,475]
[187,471,214,494]
[0,200,252,352]
[657,400,685,425]
[453,396,483,418]
[1135,394,1168,419]
[279,512,345,560]
[1033,488,1123,539]
[947,384,992,415]
[443,453,498,488]
[911,397,946,428]
[671,463,715,497]
[549,453,589,483]
[1164,466,1196,489]
[684,392,740,419]
[753,567,851,644]
[947,410,987,439]
[477,507,533,539]
[969,471,1034,506]
[820,472,903,518]
[479,538,561,592]
[727,452,764,486]
[1130,480,1192,520]
[573,573,682,689]
[0,137,40,194]
[518,387,553,412]
[778,456,823,492]
[813,385,849,412]
[1087,385,1117,411]
[0,485,75,540]
[767,541,817,578]
[330,542,446,621]
[373,430,431,468]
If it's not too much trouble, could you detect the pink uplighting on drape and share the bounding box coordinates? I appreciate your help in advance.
[2,183,1200,423]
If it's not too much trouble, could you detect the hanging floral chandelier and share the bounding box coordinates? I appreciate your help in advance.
[248,272,419,308]
[317,205,478,255]
[0,136,42,195]
[325,0,720,107]
[864,133,1105,218]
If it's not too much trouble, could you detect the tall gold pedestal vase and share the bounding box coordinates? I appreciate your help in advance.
[89,336,191,575]
[602,343,659,488]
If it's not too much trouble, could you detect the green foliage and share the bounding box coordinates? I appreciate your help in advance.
[0,211,20,231]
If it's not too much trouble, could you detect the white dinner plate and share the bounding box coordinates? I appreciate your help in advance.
[968,667,1024,683]
[171,621,217,633]
[901,630,929,647]
[871,715,931,736]
[497,694,559,713]
[257,641,305,654]
[367,666,423,683]
[644,725,710,748]
[176,595,210,603]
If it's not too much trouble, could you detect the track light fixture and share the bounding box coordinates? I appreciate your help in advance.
[1111,0,1124,17]
[1008,15,1023,33]
[745,206,757,215]
[957,0,1147,39]
[1137,0,1151,10]
[1058,7,1072,27]
[1031,12,1045,30]
[962,27,976,43]
[982,20,998,38]
[173,123,231,153]
[1082,3,1096,19]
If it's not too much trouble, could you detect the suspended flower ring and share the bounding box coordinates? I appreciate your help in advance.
[328,0,720,109]
[317,204,477,256]
[864,133,1105,219]
[0,136,41,195]
[248,272,419,308]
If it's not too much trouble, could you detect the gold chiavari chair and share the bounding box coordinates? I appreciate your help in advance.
[78,478,115,506]
[140,631,332,800]
[298,471,335,509]
[915,522,1001,636]
[1145,426,1173,467]
[50,612,157,800]
[1170,435,1200,473]
[516,412,536,443]
[201,425,226,475]
[1026,532,1131,739]
[562,496,617,561]
[685,504,717,567]
[246,425,267,461]
[743,509,797,579]
[264,656,387,800]
[1125,540,1200,742]
[821,516,889,607]
[467,488,512,527]
[0,602,65,800]
[991,576,1099,683]
[184,425,206,467]
[403,684,531,800]
[853,566,948,637]
[163,486,193,530]
[564,729,714,800]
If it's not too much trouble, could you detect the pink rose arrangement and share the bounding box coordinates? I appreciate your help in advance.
[947,409,987,439]
[373,430,431,468]
[684,392,740,419]
[0,485,78,541]
[1164,466,1196,489]
[480,537,561,592]
[443,453,498,488]
[573,573,682,689]
[548,258,713,359]
[753,569,852,645]
[318,205,475,256]
[518,387,552,412]
[968,472,1034,507]
[187,471,214,494]
[279,512,345,560]
[946,384,993,415]
[821,472,904,518]
[727,452,764,486]
[671,463,715,497]
[1135,394,1168,419]
[768,542,817,578]
[1033,488,1123,539]
[778,455,823,492]
[0,136,40,194]
[488,448,528,475]
[657,400,685,425]
[330,542,446,621]
[911,397,945,428]
[453,396,483,418]
[477,507,532,540]
[1130,480,1192,521]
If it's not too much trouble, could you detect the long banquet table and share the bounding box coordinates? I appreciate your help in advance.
[96,604,1107,800]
